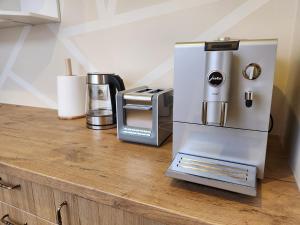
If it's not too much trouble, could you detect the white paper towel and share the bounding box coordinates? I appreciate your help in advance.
[57,75,87,119]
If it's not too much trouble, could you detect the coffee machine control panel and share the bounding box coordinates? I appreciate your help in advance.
[173,39,277,132]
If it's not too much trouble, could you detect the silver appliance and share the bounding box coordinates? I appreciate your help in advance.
[116,86,173,146]
[166,38,277,196]
[87,73,125,130]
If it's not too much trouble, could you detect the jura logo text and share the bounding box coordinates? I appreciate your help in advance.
[209,77,222,81]
[208,71,223,86]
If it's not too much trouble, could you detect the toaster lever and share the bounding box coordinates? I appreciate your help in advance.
[123,104,152,111]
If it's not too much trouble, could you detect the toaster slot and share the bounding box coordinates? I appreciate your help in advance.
[166,153,257,196]
[136,88,152,93]
[149,89,163,94]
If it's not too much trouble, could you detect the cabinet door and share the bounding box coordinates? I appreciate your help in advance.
[31,182,56,222]
[53,189,81,225]
[77,197,100,225]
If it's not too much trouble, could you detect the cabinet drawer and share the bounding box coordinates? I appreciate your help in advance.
[0,200,54,225]
[0,172,81,224]
[0,172,58,223]
[0,172,35,214]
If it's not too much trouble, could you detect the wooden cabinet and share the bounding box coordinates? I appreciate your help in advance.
[0,171,166,225]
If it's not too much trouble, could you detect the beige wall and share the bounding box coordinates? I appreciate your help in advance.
[284,0,300,189]
[0,0,298,136]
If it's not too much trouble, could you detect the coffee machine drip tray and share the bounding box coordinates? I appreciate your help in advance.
[166,153,257,196]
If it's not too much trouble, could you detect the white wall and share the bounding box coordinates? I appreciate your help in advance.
[0,0,299,135]
[0,0,20,10]
[284,0,300,189]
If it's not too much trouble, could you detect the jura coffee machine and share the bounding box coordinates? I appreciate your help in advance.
[166,38,277,196]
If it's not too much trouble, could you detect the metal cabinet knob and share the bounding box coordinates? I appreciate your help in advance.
[0,178,21,190]
[1,214,27,225]
[243,63,261,80]
[56,201,68,225]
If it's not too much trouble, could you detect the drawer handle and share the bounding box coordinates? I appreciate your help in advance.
[56,201,67,225]
[0,178,21,190]
[1,214,27,225]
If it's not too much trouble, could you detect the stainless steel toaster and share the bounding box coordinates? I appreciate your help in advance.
[116,86,173,146]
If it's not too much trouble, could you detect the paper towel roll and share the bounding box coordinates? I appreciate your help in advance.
[57,75,87,119]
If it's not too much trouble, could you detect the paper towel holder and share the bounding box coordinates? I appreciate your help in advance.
[57,58,87,120]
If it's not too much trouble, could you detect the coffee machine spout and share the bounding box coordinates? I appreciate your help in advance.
[202,50,232,126]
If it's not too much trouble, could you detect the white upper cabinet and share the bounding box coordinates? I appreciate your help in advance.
[0,0,60,28]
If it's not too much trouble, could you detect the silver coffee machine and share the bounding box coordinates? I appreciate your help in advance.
[166,38,277,196]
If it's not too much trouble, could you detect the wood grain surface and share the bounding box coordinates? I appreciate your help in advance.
[0,104,299,225]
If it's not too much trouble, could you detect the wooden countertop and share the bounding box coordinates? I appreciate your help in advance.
[0,104,299,225]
